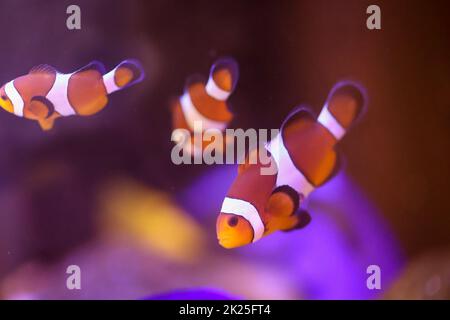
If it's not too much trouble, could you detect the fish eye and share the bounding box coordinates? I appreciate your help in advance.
[227,216,239,227]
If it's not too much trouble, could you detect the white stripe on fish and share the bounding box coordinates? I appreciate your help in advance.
[266,132,315,198]
[221,197,265,242]
[180,91,227,131]
[318,103,346,140]
[5,81,24,117]
[46,73,76,116]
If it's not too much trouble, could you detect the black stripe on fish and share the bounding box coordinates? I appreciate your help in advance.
[281,210,312,232]
[294,210,312,229]
[76,60,106,75]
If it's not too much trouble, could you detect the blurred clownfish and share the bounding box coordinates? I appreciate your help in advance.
[171,57,239,156]
[0,59,144,130]
[216,81,367,248]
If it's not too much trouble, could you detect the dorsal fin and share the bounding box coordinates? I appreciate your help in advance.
[210,57,239,93]
[29,64,57,75]
[76,60,106,75]
[280,106,316,135]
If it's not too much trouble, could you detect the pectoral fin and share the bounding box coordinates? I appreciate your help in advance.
[267,186,312,232]
[28,96,55,119]
[27,97,59,131]
[266,186,300,217]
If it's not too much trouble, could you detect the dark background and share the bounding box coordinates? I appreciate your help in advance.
[0,0,449,283]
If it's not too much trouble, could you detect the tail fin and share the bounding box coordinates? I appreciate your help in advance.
[103,59,145,94]
[205,57,239,101]
[317,81,367,141]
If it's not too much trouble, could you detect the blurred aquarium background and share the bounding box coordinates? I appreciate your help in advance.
[0,0,449,299]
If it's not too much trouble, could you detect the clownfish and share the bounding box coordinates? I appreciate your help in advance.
[171,57,239,156]
[0,59,144,130]
[216,81,367,248]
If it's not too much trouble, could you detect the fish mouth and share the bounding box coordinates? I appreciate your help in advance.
[218,237,234,249]
[218,237,228,244]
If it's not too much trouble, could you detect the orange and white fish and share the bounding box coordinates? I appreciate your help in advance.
[0,59,144,130]
[171,57,239,156]
[216,81,367,248]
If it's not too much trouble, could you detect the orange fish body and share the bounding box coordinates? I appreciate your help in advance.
[216,81,367,248]
[171,58,238,156]
[0,60,144,130]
